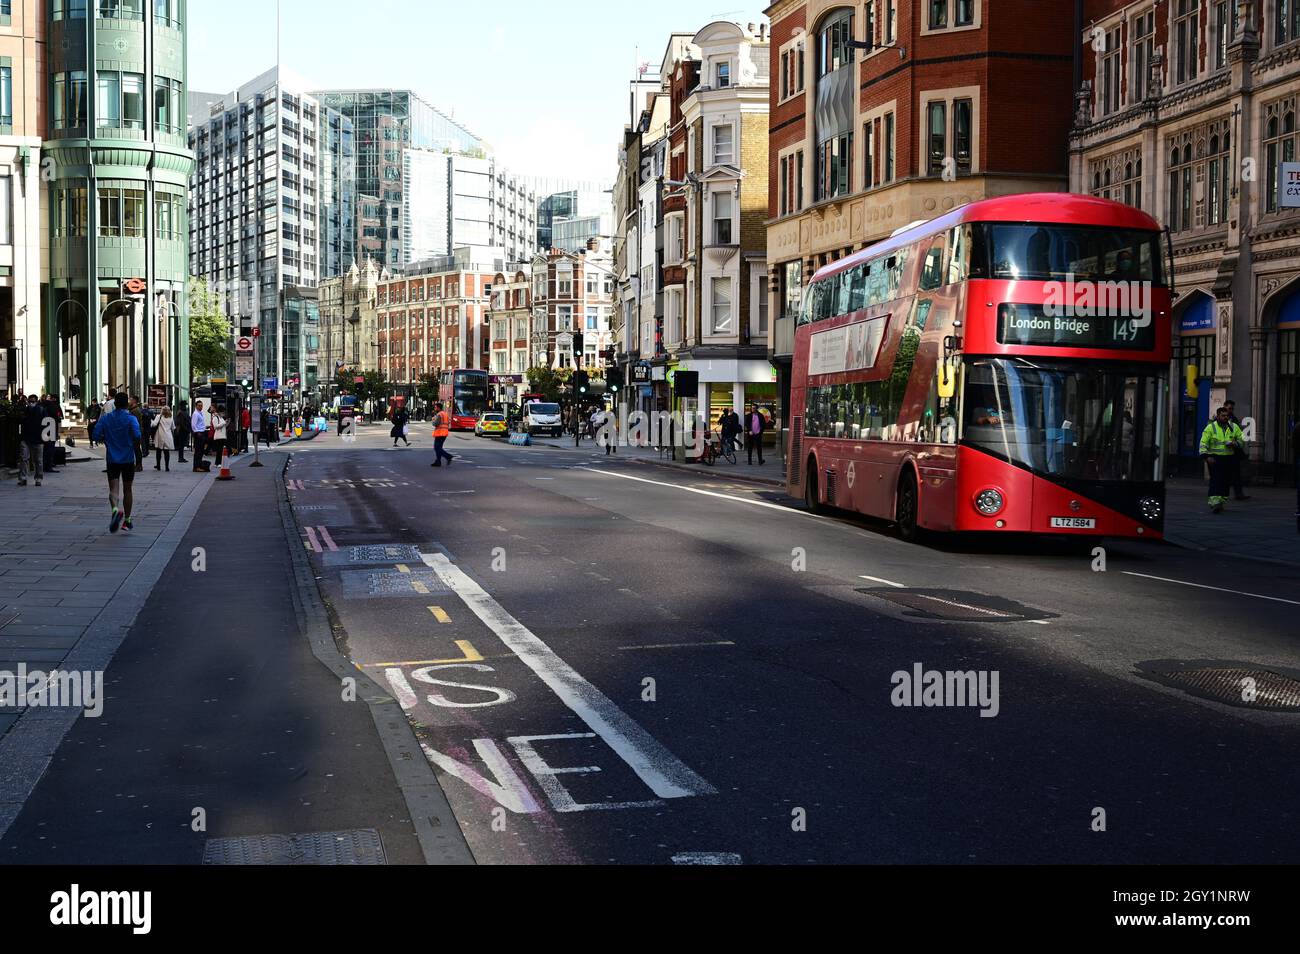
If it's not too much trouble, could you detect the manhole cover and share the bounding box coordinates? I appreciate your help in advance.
[1158,667,1300,711]
[858,588,1048,623]
[323,544,425,567]
[339,568,447,599]
[202,829,386,865]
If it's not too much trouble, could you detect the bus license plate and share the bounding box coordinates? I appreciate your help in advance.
[1050,517,1096,529]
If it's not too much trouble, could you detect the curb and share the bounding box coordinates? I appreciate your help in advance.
[275,455,475,866]
[622,454,786,489]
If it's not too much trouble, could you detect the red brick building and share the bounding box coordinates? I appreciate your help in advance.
[765,0,1077,415]
[374,267,496,387]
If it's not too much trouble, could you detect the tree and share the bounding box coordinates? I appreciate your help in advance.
[525,366,571,402]
[188,278,230,379]
[416,372,440,406]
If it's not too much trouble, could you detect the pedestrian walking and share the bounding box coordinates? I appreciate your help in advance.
[128,396,147,472]
[391,405,411,447]
[744,404,767,465]
[1199,405,1245,513]
[40,394,62,473]
[191,400,209,471]
[153,407,176,471]
[16,394,45,487]
[92,392,141,533]
[70,374,81,401]
[209,406,229,474]
[86,399,102,447]
[239,406,251,453]
[1223,399,1250,500]
[430,402,454,467]
[174,404,190,464]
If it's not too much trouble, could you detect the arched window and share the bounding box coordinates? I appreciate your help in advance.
[814,8,856,201]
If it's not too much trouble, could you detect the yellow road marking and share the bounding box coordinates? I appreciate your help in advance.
[396,564,410,574]
[360,640,485,668]
[411,579,429,594]
[429,605,451,623]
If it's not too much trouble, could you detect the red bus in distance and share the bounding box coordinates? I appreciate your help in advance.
[439,368,490,431]
[788,192,1172,542]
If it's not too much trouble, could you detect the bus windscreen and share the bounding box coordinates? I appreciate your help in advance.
[974,223,1165,285]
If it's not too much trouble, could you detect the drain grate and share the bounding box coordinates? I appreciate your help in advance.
[340,568,447,599]
[202,828,386,865]
[1159,667,1300,710]
[323,544,424,567]
[859,588,1049,623]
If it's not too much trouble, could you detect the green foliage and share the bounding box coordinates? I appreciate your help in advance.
[188,278,230,378]
[525,366,571,402]
[336,369,391,405]
[416,372,440,405]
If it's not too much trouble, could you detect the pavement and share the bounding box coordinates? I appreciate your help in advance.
[1162,475,1300,565]
[0,441,463,864]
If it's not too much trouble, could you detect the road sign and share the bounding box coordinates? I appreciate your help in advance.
[235,354,254,378]
[262,377,278,390]
[123,277,147,295]
[236,337,253,353]
[252,327,261,338]
[146,384,169,409]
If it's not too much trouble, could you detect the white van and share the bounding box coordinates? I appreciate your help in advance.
[522,402,563,437]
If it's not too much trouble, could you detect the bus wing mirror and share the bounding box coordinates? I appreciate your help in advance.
[937,357,957,399]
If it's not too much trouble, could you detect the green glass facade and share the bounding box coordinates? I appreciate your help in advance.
[44,0,194,403]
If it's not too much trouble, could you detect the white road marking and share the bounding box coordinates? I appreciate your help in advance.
[420,552,715,800]
[304,527,322,553]
[1121,571,1300,607]
[383,668,419,710]
[859,575,905,588]
[1024,619,1051,625]
[580,468,828,519]
[671,852,743,865]
[316,526,339,552]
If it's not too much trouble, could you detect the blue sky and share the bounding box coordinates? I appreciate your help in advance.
[189,0,769,182]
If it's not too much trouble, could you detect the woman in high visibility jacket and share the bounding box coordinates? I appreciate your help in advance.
[430,403,454,467]
[1199,405,1245,513]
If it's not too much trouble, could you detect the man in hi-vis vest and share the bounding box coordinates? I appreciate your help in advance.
[1199,405,1244,514]
[431,402,455,468]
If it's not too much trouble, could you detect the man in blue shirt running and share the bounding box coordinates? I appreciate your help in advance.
[92,392,143,533]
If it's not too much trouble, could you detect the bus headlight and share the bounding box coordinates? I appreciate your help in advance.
[1139,496,1162,523]
[974,488,1005,516]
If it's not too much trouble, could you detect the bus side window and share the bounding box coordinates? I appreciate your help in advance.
[849,265,867,312]
[946,226,970,285]
[920,238,946,292]
[835,271,852,317]
[816,281,834,322]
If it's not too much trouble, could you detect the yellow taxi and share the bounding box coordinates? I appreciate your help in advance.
[474,412,508,437]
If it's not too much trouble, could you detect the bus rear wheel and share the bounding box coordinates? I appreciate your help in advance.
[804,460,825,515]
[896,471,920,543]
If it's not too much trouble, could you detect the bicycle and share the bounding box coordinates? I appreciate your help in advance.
[699,432,736,466]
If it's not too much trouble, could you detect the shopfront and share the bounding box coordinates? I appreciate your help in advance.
[1276,287,1300,479]
[675,357,779,447]
[1173,295,1216,474]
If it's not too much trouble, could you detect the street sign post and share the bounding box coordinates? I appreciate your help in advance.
[262,377,278,391]
[236,337,253,353]
[146,384,169,409]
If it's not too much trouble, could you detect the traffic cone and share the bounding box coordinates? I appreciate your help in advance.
[217,446,235,481]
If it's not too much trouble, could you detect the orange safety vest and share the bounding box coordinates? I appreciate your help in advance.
[433,411,450,438]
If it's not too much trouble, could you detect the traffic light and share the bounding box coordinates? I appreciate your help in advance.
[605,368,623,394]
[572,370,590,395]
[572,332,584,354]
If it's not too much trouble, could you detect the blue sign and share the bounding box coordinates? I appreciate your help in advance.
[262,377,278,390]
[1179,297,1215,332]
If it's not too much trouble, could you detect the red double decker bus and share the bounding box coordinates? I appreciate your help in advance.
[788,193,1172,542]
[438,368,490,430]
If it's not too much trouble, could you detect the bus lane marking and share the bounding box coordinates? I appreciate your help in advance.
[316,526,339,551]
[304,527,322,553]
[419,551,716,801]
[1121,571,1300,607]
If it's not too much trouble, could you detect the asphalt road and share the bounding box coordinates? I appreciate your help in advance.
[286,426,1300,864]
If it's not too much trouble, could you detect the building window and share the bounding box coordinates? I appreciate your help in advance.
[927,101,946,175]
[757,275,770,335]
[884,112,895,181]
[96,72,120,128]
[98,187,122,237]
[779,155,790,214]
[54,0,89,18]
[926,0,976,30]
[712,123,734,165]
[1132,10,1155,103]
[1174,0,1200,86]
[796,149,805,208]
[782,261,803,319]
[710,278,732,334]
[1100,27,1121,116]
[154,75,182,133]
[1265,109,1298,213]
[716,61,731,88]
[929,0,947,29]
[122,188,145,237]
[956,0,974,25]
[884,0,896,43]
[817,133,853,200]
[1168,143,1193,231]
[1207,133,1230,225]
[154,0,180,27]
[0,67,10,127]
[1214,0,1237,69]
[713,190,734,244]
[123,73,145,127]
[98,0,144,19]
[953,99,972,173]
[864,119,876,189]
[817,8,855,77]
[1276,0,1300,45]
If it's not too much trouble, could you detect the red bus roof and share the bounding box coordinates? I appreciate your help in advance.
[812,192,1163,283]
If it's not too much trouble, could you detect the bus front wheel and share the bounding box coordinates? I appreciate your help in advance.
[896,471,920,543]
[804,460,825,515]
